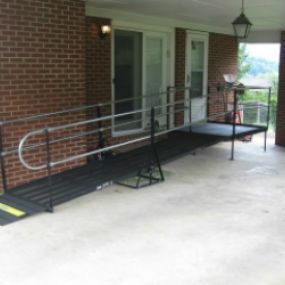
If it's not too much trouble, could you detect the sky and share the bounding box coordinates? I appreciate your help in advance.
[245,44,280,63]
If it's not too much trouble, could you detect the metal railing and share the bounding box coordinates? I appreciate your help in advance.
[0,86,193,210]
[17,100,189,171]
[0,84,272,207]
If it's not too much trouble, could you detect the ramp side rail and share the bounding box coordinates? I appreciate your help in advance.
[0,86,189,195]
[12,87,192,210]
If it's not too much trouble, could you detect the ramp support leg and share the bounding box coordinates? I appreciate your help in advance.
[264,87,272,152]
[115,107,164,189]
[150,107,164,182]
[231,90,237,161]
[44,129,54,213]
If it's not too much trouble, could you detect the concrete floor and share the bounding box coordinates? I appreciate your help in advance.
[1,135,285,285]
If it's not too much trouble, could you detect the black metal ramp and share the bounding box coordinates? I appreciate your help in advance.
[0,194,46,226]
[1,126,265,225]
[7,132,220,213]
[189,122,267,138]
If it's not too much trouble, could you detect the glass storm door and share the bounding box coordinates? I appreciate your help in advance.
[185,32,208,124]
[113,29,168,134]
[144,33,167,130]
[114,30,143,133]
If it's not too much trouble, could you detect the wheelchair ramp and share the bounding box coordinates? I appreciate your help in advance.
[0,85,271,225]
[0,194,46,226]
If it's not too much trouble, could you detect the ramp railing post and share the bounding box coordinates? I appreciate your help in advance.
[96,104,105,161]
[96,105,104,149]
[44,129,54,212]
[150,107,155,147]
[231,88,237,161]
[0,125,8,193]
[150,107,164,182]
[188,87,192,132]
[166,86,170,130]
[264,87,272,152]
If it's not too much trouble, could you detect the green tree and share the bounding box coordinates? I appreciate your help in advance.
[238,44,279,129]
[238,44,251,80]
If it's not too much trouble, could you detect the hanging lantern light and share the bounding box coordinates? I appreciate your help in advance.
[232,0,252,39]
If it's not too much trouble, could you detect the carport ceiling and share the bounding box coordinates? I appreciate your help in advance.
[88,0,285,31]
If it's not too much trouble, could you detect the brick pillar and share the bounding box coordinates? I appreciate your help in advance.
[208,33,238,121]
[175,28,186,126]
[276,32,285,146]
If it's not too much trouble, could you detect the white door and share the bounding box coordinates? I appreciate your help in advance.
[185,32,209,124]
[143,32,168,130]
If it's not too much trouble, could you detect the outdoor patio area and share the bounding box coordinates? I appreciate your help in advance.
[1,136,285,285]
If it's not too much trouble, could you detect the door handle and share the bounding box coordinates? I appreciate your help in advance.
[187,74,190,84]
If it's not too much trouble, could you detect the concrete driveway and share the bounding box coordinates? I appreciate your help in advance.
[1,136,285,285]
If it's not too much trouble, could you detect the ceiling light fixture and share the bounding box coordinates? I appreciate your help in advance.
[232,0,252,39]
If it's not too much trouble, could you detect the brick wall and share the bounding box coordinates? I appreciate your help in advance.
[276,31,285,146]
[208,33,238,121]
[0,0,86,191]
[86,17,112,151]
[175,28,186,125]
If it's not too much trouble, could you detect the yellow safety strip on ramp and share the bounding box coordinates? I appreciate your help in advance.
[0,203,26,217]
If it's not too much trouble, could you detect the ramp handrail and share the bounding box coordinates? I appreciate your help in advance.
[18,104,190,171]
[17,87,191,171]
[15,86,193,211]
[46,100,185,133]
[0,86,190,199]
[0,86,188,159]
[3,107,187,157]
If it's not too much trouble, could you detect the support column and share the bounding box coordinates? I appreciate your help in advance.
[276,31,285,146]
[175,28,186,126]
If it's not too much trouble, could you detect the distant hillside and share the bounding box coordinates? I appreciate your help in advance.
[246,57,279,76]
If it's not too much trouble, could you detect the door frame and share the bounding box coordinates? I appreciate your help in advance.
[112,25,173,137]
[112,28,144,136]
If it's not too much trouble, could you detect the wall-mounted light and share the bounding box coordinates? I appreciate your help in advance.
[232,0,252,39]
[99,24,111,39]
